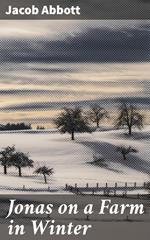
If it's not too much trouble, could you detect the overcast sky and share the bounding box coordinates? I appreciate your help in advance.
[0,20,149,127]
[0,20,149,38]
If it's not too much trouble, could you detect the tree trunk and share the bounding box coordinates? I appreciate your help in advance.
[71,131,75,141]
[18,167,22,177]
[128,126,132,135]
[123,154,126,160]
[44,174,47,184]
[4,165,7,175]
[96,120,99,128]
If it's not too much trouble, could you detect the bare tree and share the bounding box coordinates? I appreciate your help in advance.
[115,103,144,135]
[34,166,54,184]
[0,146,15,175]
[88,104,108,128]
[116,146,138,160]
[11,152,34,177]
[54,107,91,140]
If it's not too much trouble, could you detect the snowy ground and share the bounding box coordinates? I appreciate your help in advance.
[0,127,150,193]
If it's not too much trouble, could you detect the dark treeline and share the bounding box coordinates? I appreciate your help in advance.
[0,122,32,131]
[37,125,45,130]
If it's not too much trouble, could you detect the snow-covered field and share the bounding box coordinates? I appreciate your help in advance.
[0,127,150,193]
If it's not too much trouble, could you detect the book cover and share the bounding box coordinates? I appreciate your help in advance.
[0,1,149,239]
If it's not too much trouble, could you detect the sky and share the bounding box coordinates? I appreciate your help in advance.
[0,20,150,128]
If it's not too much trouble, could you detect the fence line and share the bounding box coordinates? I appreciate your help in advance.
[65,182,148,197]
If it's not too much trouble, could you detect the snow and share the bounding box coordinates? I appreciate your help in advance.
[0,127,150,193]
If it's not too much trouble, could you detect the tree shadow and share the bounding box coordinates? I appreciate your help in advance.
[86,161,122,173]
[80,141,150,175]
[112,131,150,141]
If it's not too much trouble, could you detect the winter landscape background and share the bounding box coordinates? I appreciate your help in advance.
[0,127,149,193]
[0,20,150,193]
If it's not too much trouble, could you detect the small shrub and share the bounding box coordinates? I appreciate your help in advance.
[116,145,138,160]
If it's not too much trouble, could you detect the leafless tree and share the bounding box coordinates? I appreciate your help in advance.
[116,145,138,160]
[34,166,54,184]
[54,107,91,140]
[87,104,108,128]
[115,103,144,135]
